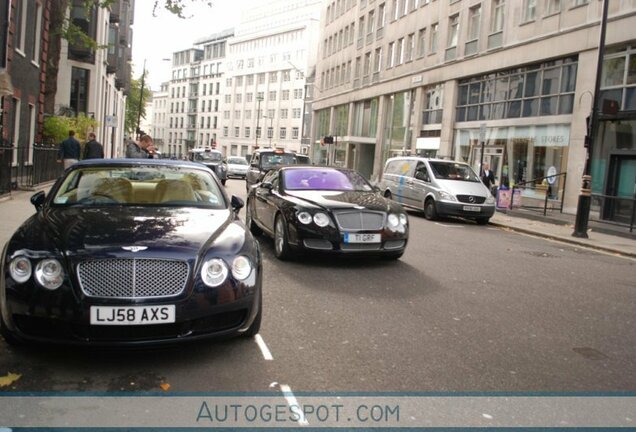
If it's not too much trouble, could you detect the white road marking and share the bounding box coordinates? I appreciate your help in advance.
[435,222,464,228]
[280,384,309,426]
[254,334,273,360]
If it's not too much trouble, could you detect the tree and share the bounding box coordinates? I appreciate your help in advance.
[44,0,213,115]
[125,74,152,135]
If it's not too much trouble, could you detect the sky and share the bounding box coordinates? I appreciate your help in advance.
[131,0,245,91]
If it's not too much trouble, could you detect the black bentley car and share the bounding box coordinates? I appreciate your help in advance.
[1,159,262,346]
[245,166,409,260]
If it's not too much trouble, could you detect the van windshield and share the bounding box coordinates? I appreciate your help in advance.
[261,153,297,170]
[194,152,222,162]
[429,161,480,182]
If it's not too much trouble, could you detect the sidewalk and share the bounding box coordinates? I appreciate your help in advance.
[1,186,635,259]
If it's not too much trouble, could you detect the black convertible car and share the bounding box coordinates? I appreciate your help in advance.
[1,159,262,346]
[245,166,408,260]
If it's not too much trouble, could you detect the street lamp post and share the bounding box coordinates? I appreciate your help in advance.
[572,0,608,238]
[135,59,147,140]
[255,96,263,149]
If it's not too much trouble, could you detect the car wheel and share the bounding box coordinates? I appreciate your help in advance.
[384,190,392,200]
[476,217,490,225]
[0,319,23,347]
[274,214,292,260]
[243,291,262,337]
[245,199,262,236]
[424,199,438,221]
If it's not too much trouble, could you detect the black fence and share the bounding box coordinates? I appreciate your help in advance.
[0,144,64,195]
[592,193,636,233]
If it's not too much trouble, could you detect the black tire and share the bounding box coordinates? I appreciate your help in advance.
[476,217,490,225]
[243,291,262,337]
[384,190,392,200]
[424,199,438,221]
[274,214,292,260]
[0,320,23,347]
[245,199,262,236]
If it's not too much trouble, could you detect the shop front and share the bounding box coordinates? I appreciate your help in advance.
[454,124,570,203]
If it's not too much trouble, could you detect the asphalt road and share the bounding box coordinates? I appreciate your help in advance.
[0,178,634,394]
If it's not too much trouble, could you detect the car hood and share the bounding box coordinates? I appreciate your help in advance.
[437,180,491,196]
[285,190,402,213]
[31,207,233,258]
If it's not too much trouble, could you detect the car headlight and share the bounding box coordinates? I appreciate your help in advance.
[201,258,228,287]
[9,256,32,283]
[439,191,456,201]
[399,214,408,225]
[35,259,64,290]
[297,211,312,225]
[232,256,252,280]
[486,195,496,205]
[387,214,400,228]
[313,212,330,227]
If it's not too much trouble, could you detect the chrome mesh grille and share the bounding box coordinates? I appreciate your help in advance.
[78,259,188,299]
[334,211,384,231]
[457,195,486,204]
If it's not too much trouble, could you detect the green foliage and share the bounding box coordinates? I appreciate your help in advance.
[154,0,214,18]
[43,114,99,144]
[125,74,153,135]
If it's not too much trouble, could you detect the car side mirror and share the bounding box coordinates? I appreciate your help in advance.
[231,195,244,211]
[372,185,381,193]
[31,191,46,210]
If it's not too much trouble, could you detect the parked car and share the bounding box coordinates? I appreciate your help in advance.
[188,148,228,185]
[245,148,300,191]
[0,159,262,346]
[294,154,311,165]
[245,166,408,260]
[226,156,249,179]
[379,157,496,224]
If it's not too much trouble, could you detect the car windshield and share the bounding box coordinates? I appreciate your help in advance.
[228,157,248,165]
[429,161,480,182]
[261,153,298,170]
[51,165,226,208]
[194,152,222,162]
[283,168,374,192]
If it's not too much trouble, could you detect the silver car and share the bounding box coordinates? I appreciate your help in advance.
[226,156,249,179]
[379,157,496,225]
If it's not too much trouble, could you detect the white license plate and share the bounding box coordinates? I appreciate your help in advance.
[462,205,481,212]
[344,233,381,243]
[90,305,175,326]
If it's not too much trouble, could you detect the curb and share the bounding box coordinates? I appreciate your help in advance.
[489,221,636,259]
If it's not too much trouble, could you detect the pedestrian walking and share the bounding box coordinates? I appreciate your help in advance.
[125,134,156,159]
[481,161,497,196]
[57,130,81,169]
[83,132,104,160]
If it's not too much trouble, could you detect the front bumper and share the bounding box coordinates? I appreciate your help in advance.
[436,201,495,219]
[1,269,261,346]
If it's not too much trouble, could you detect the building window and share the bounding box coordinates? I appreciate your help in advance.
[491,0,505,33]
[417,28,426,57]
[70,67,89,115]
[448,15,459,48]
[573,0,588,5]
[15,0,27,53]
[523,0,536,22]
[267,127,273,139]
[387,42,395,68]
[223,127,228,137]
[378,3,386,30]
[279,127,287,139]
[292,127,299,139]
[269,91,277,100]
[430,23,439,54]
[280,109,288,118]
[546,0,561,14]
[374,47,383,72]
[396,38,404,65]
[468,5,481,41]
[267,109,275,118]
[293,108,301,118]
[234,127,240,137]
[245,127,251,138]
[32,2,43,63]
[405,33,414,62]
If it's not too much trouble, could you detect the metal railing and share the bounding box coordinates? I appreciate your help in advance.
[0,144,64,195]
[508,172,567,216]
[591,193,636,233]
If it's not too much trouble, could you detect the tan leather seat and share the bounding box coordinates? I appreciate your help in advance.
[92,177,132,203]
[154,179,197,203]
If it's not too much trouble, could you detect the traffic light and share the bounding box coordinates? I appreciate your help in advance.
[323,135,334,144]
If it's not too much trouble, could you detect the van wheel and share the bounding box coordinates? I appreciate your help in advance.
[424,199,438,221]
[476,217,490,225]
[384,191,392,200]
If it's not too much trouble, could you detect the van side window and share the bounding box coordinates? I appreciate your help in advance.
[414,163,429,182]
[252,155,259,167]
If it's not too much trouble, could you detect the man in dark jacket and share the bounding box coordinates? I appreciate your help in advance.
[126,134,156,159]
[83,133,104,159]
[57,130,81,169]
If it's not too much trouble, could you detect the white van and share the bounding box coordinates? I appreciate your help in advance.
[379,157,496,224]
